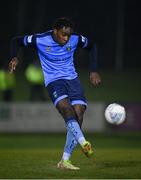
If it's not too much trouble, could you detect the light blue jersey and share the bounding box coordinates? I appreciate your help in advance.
[23,31,88,86]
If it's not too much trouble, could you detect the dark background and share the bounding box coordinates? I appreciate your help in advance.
[0,0,141,70]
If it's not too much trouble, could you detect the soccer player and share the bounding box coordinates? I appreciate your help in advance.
[9,17,101,170]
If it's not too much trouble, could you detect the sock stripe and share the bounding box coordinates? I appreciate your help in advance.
[65,118,76,125]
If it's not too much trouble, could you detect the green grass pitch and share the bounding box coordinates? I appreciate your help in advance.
[0,132,141,179]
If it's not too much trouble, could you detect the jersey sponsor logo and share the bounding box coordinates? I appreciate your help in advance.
[46,55,71,62]
[46,46,51,52]
[27,35,33,43]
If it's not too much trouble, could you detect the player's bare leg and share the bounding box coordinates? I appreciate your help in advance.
[72,104,86,127]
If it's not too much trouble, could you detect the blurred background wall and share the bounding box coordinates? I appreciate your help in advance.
[0,0,141,132]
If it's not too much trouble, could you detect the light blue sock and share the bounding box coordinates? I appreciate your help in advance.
[66,119,86,146]
[64,130,78,155]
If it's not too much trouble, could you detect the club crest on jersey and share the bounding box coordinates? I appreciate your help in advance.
[46,46,51,52]
[66,45,71,51]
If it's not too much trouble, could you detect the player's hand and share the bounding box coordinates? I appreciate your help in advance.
[9,57,19,73]
[90,72,101,86]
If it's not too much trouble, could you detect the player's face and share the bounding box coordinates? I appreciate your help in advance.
[53,27,73,45]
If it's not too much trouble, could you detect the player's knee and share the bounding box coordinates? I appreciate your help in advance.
[73,105,86,126]
[61,106,75,120]
[57,100,75,119]
[61,105,73,114]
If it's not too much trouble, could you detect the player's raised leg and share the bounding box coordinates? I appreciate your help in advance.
[72,104,93,158]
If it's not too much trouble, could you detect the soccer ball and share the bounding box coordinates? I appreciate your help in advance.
[104,103,126,125]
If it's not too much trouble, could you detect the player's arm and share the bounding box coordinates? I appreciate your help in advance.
[9,35,36,73]
[78,35,101,86]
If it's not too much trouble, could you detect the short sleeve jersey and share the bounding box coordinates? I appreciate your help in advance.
[23,30,88,86]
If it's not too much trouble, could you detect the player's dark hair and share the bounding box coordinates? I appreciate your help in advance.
[52,17,74,30]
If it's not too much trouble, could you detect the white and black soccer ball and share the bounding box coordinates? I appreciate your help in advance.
[104,103,126,125]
